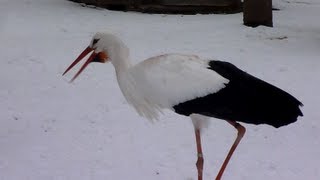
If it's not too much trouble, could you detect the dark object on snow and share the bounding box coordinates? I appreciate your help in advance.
[243,0,273,27]
[69,0,242,14]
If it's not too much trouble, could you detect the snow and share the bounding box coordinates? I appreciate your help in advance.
[0,0,319,179]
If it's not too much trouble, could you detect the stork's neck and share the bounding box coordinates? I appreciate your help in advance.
[112,54,131,73]
[110,46,132,74]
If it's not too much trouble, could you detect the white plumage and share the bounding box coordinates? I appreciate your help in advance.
[125,54,229,120]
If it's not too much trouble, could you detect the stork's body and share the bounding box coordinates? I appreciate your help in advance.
[63,32,303,180]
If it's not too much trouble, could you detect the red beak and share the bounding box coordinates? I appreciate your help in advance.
[63,46,96,82]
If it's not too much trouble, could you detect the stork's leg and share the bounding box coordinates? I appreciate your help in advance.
[215,121,246,180]
[195,129,204,180]
[190,114,209,180]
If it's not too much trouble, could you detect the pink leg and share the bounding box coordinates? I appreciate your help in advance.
[195,129,204,180]
[216,121,246,180]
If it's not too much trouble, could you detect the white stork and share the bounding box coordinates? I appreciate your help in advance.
[63,32,303,180]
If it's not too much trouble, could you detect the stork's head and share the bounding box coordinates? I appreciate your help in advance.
[63,32,128,82]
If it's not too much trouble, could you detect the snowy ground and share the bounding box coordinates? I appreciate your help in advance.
[1,0,320,179]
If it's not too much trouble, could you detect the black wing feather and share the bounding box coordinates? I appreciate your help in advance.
[173,60,303,128]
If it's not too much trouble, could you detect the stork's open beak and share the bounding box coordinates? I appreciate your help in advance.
[63,46,108,82]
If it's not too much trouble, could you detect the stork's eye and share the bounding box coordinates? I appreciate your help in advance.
[92,38,100,46]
